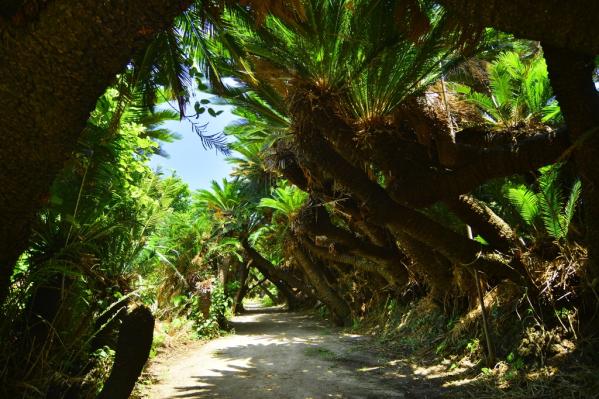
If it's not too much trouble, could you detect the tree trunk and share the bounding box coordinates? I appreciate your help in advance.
[297,206,408,286]
[446,195,518,252]
[257,282,278,304]
[394,232,455,300]
[232,260,251,314]
[543,45,599,285]
[291,108,525,285]
[300,237,402,287]
[97,306,155,399]
[291,241,352,326]
[437,0,599,55]
[240,238,308,308]
[0,0,191,305]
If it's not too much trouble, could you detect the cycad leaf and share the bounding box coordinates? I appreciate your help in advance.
[562,179,582,236]
[538,166,566,239]
[507,186,539,225]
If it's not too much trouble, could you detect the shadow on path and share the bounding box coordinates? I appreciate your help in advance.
[149,308,461,399]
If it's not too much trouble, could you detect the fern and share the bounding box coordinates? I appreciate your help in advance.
[538,166,566,240]
[507,185,539,226]
[456,51,558,128]
[562,179,582,235]
[507,164,581,242]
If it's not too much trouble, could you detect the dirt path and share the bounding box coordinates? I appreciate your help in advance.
[145,306,450,399]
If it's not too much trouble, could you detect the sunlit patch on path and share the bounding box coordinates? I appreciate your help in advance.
[147,307,415,399]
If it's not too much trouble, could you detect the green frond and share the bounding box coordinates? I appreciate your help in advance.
[458,51,554,128]
[507,185,539,226]
[258,183,308,220]
[564,179,582,228]
[538,165,566,239]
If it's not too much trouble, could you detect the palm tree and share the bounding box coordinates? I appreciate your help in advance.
[258,182,351,325]
[205,0,532,291]
[196,178,244,218]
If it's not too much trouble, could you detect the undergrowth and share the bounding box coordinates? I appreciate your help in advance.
[351,249,599,398]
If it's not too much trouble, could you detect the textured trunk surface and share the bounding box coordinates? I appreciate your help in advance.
[543,46,599,284]
[241,238,309,306]
[437,0,599,55]
[292,243,352,326]
[97,306,155,399]
[232,261,251,314]
[447,195,518,252]
[0,0,190,304]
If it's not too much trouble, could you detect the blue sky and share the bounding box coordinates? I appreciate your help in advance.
[149,96,240,191]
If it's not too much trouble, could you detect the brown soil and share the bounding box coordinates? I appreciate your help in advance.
[143,306,468,399]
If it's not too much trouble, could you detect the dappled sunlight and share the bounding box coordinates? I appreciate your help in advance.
[150,310,413,398]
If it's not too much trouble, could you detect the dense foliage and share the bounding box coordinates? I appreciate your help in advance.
[1,0,598,397]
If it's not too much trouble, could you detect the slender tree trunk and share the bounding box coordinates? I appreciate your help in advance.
[232,260,251,314]
[0,0,191,305]
[240,238,308,308]
[257,282,278,304]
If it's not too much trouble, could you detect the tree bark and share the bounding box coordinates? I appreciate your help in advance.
[0,0,191,305]
[543,45,599,284]
[297,206,408,285]
[292,108,529,289]
[232,260,251,314]
[446,195,518,252]
[240,238,310,307]
[97,306,155,399]
[300,237,400,287]
[437,0,599,55]
[291,241,352,326]
[394,231,455,299]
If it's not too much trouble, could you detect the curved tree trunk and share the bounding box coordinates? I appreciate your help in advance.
[0,0,191,305]
[300,237,400,287]
[291,108,526,286]
[297,207,408,286]
[232,260,251,314]
[437,0,599,55]
[446,195,518,252]
[291,241,352,326]
[97,306,155,399]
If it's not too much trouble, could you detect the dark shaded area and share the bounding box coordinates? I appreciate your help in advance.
[153,308,599,399]
[99,306,155,399]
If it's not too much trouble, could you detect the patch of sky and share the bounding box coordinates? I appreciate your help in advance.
[150,88,242,191]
